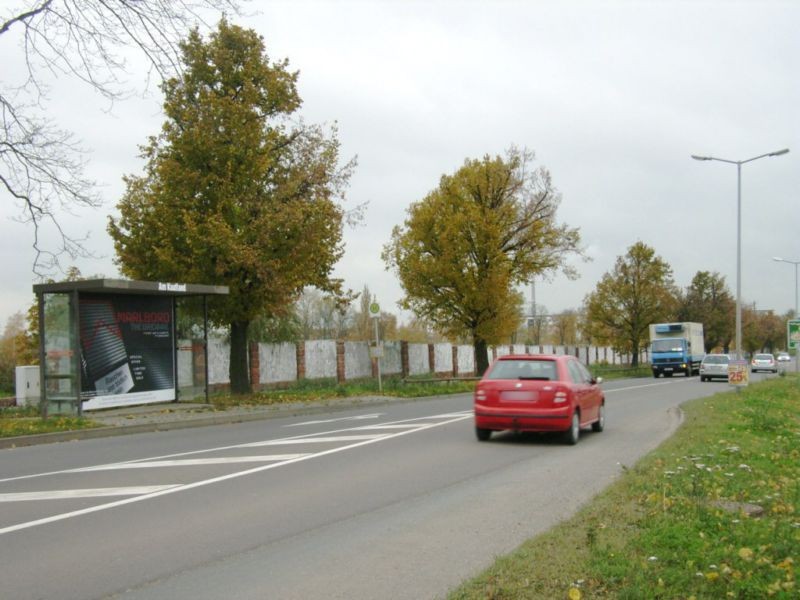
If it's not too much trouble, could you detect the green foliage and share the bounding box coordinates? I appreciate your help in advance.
[383,147,582,374]
[449,377,800,600]
[584,242,678,366]
[678,271,735,352]
[109,20,354,393]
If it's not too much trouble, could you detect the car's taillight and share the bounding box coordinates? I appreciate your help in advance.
[475,389,486,401]
[554,390,568,403]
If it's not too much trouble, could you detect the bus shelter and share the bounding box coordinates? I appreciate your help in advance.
[33,279,229,417]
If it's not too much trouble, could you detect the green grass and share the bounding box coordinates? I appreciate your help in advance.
[591,363,653,380]
[211,375,477,409]
[448,376,800,599]
[0,405,101,438]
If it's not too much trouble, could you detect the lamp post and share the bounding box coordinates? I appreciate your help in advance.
[691,148,789,360]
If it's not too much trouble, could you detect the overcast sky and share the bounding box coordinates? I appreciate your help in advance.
[2,0,798,330]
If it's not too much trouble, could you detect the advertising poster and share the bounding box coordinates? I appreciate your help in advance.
[727,359,749,387]
[79,294,175,410]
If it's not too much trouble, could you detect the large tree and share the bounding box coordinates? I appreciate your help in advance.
[1,0,239,274]
[383,147,582,375]
[677,271,734,352]
[109,20,354,394]
[584,242,677,366]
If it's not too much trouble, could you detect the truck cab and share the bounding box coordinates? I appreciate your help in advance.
[649,322,704,378]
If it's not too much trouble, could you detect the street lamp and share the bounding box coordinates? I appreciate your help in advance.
[691,148,790,360]
[772,256,800,316]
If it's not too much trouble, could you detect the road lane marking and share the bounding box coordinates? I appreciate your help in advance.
[72,455,311,471]
[0,411,474,484]
[0,486,180,502]
[353,424,421,430]
[0,411,472,536]
[243,435,385,446]
[603,380,690,393]
[284,414,383,427]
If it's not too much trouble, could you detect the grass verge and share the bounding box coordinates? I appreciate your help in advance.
[449,376,800,599]
[0,405,101,438]
[591,363,653,380]
[211,376,477,409]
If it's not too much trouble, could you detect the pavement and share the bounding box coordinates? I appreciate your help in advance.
[0,395,422,449]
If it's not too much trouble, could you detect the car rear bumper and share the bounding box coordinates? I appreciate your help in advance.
[474,404,571,432]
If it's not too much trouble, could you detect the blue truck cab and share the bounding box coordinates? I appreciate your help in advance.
[649,322,705,378]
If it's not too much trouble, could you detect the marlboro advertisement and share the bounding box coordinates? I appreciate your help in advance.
[79,294,175,409]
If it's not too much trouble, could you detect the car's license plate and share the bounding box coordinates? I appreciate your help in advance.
[499,390,538,402]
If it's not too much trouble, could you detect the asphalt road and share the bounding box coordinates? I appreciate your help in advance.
[0,372,781,599]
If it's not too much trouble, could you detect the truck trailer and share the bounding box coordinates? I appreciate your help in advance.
[649,322,705,378]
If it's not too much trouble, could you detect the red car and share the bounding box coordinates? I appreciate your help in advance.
[474,354,605,445]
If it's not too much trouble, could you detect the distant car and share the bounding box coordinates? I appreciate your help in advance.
[777,352,791,362]
[751,353,778,373]
[699,354,730,382]
[473,354,605,445]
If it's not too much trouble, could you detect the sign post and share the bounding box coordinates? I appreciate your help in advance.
[369,301,383,394]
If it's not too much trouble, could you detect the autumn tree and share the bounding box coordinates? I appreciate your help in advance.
[383,147,582,374]
[677,271,734,352]
[1,0,239,273]
[553,309,580,345]
[584,242,678,366]
[109,21,355,394]
[742,307,784,355]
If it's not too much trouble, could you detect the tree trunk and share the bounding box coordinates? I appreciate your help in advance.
[474,338,490,376]
[631,343,639,367]
[229,320,251,395]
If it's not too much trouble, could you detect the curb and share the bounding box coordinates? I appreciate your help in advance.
[0,394,457,449]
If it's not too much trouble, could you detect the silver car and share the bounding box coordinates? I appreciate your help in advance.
[777,352,791,362]
[751,353,778,373]
[699,354,730,382]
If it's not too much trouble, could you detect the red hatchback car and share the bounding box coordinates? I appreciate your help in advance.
[474,354,605,445]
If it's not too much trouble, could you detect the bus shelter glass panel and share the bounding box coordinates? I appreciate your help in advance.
[42,292,79,415]
[175,296,207,401]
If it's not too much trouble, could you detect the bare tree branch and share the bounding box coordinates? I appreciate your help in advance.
[1,0,242,276]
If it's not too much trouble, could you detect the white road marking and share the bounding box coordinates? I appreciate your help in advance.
[0,486,180,502]
[284,414,383,427]
[604,380,689,393]
[243,435,385,446]
[0,411,475,484]
[0,411,472,536]
[353,424,421,430]
[72,455,310,471]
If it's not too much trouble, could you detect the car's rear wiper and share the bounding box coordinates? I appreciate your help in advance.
[518,376,551,381]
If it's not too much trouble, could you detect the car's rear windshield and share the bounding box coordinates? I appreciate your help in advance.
[703,355,728,364]
[486,359,557,381]
[754,354,773,360]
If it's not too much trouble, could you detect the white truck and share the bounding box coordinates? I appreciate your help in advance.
[649,322,705,378]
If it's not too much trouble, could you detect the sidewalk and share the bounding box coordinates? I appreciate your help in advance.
[0,395,410,449]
